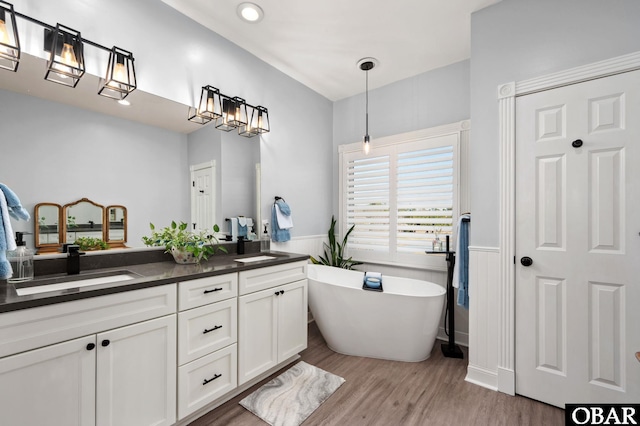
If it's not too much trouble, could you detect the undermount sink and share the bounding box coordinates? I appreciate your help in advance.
[234,255,276,263]
[15,270,141,296]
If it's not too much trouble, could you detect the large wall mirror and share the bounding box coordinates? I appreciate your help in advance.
[1,53,260,250]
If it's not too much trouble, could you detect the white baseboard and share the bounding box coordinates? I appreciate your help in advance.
[498,367,516,396]
[465,365,499,391]
[437,327,469,347]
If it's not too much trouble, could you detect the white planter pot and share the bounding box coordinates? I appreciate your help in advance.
[170,247,203,264]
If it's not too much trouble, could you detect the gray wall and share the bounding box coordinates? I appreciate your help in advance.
[0,89,189,247]
[10,0,334,238]
[470,0,640,247]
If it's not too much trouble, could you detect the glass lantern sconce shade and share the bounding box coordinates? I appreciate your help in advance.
[0,2,20,72]
[98,47,136,100]
[216,96,248,131]
[187,85,269,137]
[188,86,222,124]
[44,24,85,88]
[239,105,269,137]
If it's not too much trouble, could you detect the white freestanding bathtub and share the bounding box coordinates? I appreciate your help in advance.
[307,264,446,362]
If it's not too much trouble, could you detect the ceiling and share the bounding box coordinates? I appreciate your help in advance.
[161,0,500,101]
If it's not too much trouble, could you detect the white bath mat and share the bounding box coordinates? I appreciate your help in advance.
[239,361,345,426]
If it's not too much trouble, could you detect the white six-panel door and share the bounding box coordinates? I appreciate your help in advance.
[515,70,640,407]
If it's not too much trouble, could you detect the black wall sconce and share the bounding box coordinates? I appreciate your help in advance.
[0,2,137,98]
[0,1,20,72]
[188,86,269,138]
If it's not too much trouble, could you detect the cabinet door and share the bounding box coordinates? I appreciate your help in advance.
[238,288,278,385]
[0,335,96,426]
[277,279,308,361]
[96,315,177,426]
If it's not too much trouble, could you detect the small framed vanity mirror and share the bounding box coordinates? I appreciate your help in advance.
[106,205,127,248]
[34,203,62,253]
[34,198,128,253]
[63,198,105,245]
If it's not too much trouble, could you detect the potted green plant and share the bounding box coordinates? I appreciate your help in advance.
[142,221,227,264]
[75,236,108,251]
[310,216,362,270]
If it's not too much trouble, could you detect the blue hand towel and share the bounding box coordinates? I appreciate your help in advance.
[0,191,16,279]
[271,199,291,242]
[0,183,30,221]
[0,183,30,279]
[455,215,470,310]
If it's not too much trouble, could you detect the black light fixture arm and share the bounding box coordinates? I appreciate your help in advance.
[14,11,112,54]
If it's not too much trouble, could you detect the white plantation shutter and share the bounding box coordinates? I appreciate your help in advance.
[346,153,391,253]
[397,144,454,253]
[341,132,459,266]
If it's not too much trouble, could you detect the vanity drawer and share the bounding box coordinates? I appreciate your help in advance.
[178,298,237,365]
[178,273,237,311]
[238,261,307,295]
[177,344,237,420]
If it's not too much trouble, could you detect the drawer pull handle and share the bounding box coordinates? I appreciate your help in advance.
[203,325,223,334]
[204,287,223,294]
[203,374,222,385]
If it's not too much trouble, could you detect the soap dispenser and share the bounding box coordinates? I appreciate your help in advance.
[260,222,270,252]
[7,232,34,283]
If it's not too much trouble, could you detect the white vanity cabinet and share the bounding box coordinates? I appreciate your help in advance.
[238,261,308,385]
[0,285,177,426]
[177,273,239,420]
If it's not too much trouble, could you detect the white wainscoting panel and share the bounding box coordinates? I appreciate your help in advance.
[466,246,500,390]
[271,235,327,257]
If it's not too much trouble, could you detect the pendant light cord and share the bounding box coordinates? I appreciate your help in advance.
[365,69,369,138]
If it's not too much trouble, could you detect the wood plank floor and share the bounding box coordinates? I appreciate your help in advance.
[189,322,564,426]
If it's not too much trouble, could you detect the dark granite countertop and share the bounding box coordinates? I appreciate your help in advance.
[0,250,309,314]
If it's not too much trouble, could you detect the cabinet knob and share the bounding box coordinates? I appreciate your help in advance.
[101,339,110,347]
[86,343,96,351]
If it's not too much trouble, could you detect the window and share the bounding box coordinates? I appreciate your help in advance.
[339,123,467,269]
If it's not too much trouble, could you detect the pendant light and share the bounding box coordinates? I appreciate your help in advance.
[358,57,377,155]
[0,1,20,72]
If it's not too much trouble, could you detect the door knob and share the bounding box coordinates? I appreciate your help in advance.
[636,352,640,363]
[520,256,533,267]
[571,139,583,148]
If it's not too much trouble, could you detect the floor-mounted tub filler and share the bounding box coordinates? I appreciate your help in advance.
[307,264,445,362]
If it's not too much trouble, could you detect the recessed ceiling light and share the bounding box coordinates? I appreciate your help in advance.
[237,2,264,23]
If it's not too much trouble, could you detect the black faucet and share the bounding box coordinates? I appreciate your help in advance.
[67,244,84,275]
